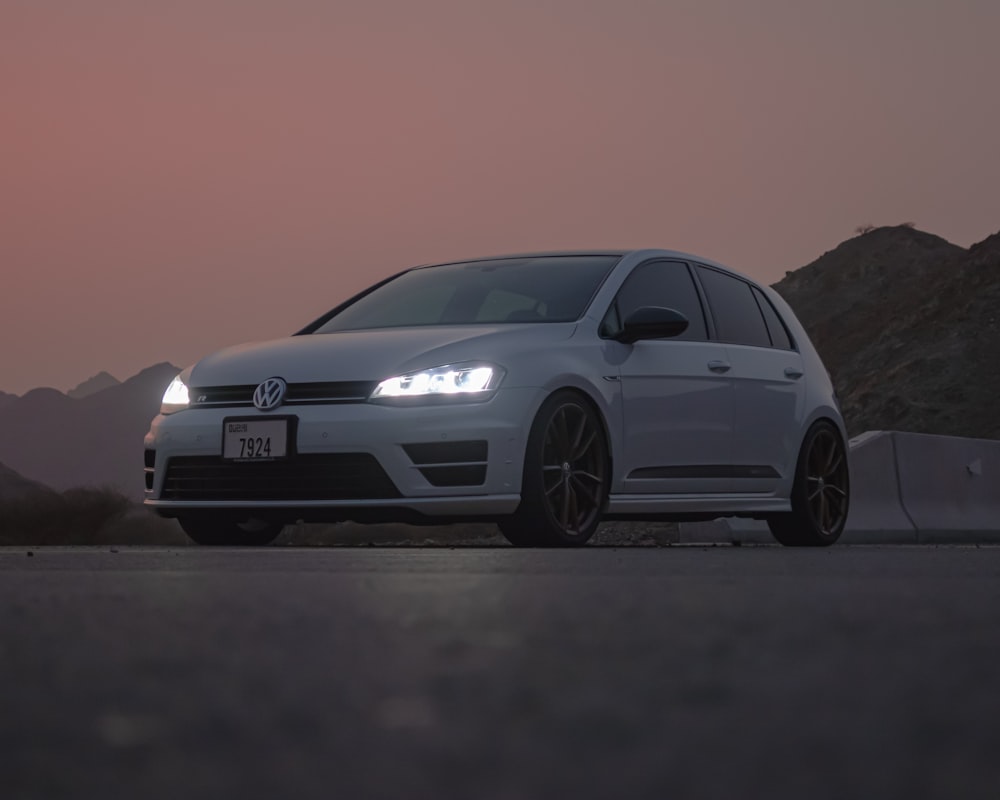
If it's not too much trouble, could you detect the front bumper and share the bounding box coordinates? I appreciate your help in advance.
[143,387,544,522]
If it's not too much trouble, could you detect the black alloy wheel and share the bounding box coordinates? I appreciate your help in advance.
[499,390,609,546]
[769,420,850,547]
[178,516,284,546]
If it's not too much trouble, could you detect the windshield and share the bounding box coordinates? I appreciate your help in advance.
[313,255,621,333]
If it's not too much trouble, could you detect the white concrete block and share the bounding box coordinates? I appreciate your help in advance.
[894,432,1000,543]
[842,431,917,543]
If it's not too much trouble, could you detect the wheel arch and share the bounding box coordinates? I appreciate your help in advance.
[801,407,850,448]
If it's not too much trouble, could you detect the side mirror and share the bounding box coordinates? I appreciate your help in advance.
[616,306,689,344]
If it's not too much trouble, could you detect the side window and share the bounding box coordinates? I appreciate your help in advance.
[606,260,708,341]
[751,286,794,350]
[695,266,770,348]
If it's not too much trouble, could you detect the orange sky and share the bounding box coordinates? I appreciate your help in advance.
[2,0,999,394]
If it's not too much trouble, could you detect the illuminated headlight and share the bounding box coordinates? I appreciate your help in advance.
[160,375,190,414]
[370,363,504,403]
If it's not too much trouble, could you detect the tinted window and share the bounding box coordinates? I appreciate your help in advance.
[606,260,708,341]
[696,266,770,347]
[314,255,619,332]
[751,286,794,350]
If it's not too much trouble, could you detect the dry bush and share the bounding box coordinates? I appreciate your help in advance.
[60,487,130,539]
[0,487,186,546]
[1,492,70,544]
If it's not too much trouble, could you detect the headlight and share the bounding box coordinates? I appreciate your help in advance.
[160,375,190,414]
[370,363,504,403]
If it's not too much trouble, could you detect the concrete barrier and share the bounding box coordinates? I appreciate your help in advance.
[894,432,1000,543]
[841,431,916,543]
[678,430,999,545]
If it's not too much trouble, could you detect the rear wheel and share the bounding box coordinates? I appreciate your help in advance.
[499,391,609,547]
[178,516,284,546]
[768,420,849,547]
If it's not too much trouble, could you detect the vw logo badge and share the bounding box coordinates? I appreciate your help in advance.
[253,377,287,411]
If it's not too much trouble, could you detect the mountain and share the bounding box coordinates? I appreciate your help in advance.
[0,363,179,498]
[773,225,1000,439]
[0,391,15,413]
[67,371,120,399]
[0,461,57,503]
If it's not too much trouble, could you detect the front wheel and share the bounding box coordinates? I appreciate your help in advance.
[178,516,284,546]
[768,420,850,547]
[499,391,610,547]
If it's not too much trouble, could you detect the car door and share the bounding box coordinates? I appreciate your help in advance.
[604,260,735,495]
[695,266,805,493]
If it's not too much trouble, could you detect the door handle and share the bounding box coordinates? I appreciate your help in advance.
[707,360,731,373]
[784,367,804,379]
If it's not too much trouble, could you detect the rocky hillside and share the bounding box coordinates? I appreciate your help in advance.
[774,225,1000,439]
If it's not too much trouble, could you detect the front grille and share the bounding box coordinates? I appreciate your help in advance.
[288,381,376,403]
[190,381,376,408]
[161,454,401,501]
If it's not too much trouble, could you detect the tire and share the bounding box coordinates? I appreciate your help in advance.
[768,420,850,547]
[178,516,284,546]
[499,390,610,547]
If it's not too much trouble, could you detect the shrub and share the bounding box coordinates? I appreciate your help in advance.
[1,486,130,545]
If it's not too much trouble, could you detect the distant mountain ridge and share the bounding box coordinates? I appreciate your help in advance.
[68,371,121,399]
[0,362,179,498]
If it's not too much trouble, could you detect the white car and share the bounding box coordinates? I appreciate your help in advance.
[144,250,850,547]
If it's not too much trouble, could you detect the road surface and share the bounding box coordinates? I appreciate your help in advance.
[2,545,999,799]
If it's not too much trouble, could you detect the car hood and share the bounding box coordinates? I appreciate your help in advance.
[187,324,577,387]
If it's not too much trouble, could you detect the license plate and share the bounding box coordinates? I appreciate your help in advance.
[222,418,289,460]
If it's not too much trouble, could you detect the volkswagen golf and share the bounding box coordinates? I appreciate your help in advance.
[144,250,849,547]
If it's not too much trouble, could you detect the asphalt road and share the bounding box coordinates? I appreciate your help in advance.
[2,545,1000,800]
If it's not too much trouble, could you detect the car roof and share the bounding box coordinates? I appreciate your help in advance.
[410,251,626,268]
[413,249,756,284]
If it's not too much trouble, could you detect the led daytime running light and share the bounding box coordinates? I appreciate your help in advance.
[372,364,501,399]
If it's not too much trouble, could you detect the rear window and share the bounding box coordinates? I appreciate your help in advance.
[752,286,795,350]
[314,256,620,332]
[696,266,771,348]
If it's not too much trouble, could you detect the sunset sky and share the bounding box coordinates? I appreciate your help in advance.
[3,0,999,395]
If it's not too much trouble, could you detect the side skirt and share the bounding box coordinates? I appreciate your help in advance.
[605,494,790,518]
